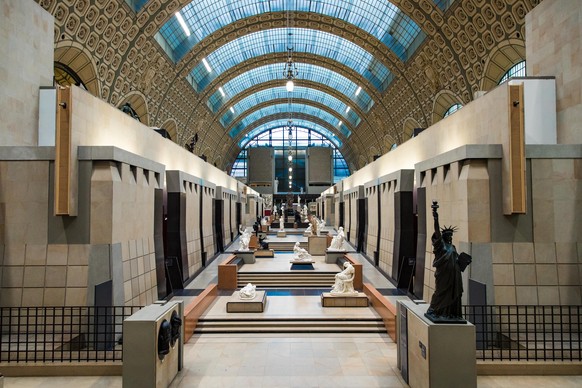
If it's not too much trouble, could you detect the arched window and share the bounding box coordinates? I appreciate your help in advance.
[499,61,526,84]
[230,125,349,185]
[54,62,87,90]
[443,103,463,117]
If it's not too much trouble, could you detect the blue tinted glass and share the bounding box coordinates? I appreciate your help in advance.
[229,103,351,139]
[499,61,526,84]
[239,119,342,148]
[189,28,393,93]
[160,1,422,63]
[207,63,374,113]
[221,86,361,128]
[124,0,149,12]
[433,0,456,12]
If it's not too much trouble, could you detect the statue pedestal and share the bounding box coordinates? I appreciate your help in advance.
[226,291,267,313]
[398,300,476,388]
[303,231,311,237]
[325,250,347,263]
[255,249,274,258]
[308,235,327,255]
[277,230,286,237]
[321,292,368,307]
[236,251,255,264]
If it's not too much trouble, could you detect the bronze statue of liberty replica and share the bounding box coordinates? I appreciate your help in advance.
[425,201,472,323]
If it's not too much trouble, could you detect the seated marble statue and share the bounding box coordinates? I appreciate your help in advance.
[239,230,251,251]
[317,219,325,235]
[305,222,313,235]
[239,283,256,299]
[331,262,356,295]
[292,242,312,262]
[328,227,345,251]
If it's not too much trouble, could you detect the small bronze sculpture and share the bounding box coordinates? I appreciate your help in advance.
[425,201,472,323]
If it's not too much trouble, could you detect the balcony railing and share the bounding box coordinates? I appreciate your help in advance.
[1,306,142,363]
[464,305,581,361]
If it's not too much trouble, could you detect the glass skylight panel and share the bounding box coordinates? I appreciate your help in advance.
[158,0,423,64]
[220,86,361,128]
[229,103,352,139]
[206,63,374,114]
[433,0,456,12]
[239,119,342,148]
[188,28,392,93]
[124,0,149,13]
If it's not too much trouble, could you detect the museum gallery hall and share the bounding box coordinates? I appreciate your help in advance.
[0,0,581,387]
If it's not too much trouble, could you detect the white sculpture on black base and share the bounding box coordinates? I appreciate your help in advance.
[291,242,313,262]
[239,230,251,251]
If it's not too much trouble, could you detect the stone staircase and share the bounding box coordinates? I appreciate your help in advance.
[193,317,386,334]
[237,272,337,288]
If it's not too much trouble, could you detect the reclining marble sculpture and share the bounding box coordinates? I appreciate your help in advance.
[330,262,356,295]
[292,242,313,262]
[239,283,257,300]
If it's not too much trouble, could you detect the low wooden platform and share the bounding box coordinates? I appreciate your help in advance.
[321,292,369,307]
[226,291,267,313]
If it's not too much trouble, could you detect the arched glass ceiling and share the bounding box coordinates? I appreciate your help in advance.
[158,0,422,63]
[229,103,352,139]
[207,63,374,114]
[220,86,361,128]
[239,119,342,148]
[188,28,393,93]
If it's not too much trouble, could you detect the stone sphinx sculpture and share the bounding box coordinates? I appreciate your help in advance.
[328,226,345,251]
[330,262,356,295]
[292,242,312,262]
[239,283,256,300]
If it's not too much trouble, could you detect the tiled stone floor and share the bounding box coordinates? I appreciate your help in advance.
[5,228,582,387]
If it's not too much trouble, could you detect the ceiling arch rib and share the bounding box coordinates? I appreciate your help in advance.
[156,0,422,64]
[221,86,361,128]
[240,119,344,149]
[187,27,394,93]
[207,62,374,114]
[228,102,352,140]
[226,112,359,166]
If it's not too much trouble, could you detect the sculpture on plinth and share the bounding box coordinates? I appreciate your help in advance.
[328,226,345,251]
[239,230,251,251]
[317,218,325,235]
[291,242,312,262]
[330,262,356,295]
[425,201,472,323]
[239,283,257,300]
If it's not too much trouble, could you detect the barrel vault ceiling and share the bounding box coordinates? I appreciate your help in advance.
[39,0,538,172]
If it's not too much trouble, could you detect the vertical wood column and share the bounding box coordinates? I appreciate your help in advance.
[55,86,72,215]
[508,84,526,213]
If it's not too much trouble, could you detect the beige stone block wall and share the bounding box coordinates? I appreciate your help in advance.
[365,185,379,258]
[421,160,490,300]
[90,161,158,306]
[526,0,582,144]
[348,192,358,244]
[185,182,202,277]
[379,181,395,277]
[0,0,53,147]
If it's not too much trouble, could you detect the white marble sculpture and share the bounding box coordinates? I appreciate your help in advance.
[292,242,312,262]
[328,227,345,251]
[317,218,325,236]
[279,217,285,231]
[239,230,251,251]
[239,283,257,300]
[331,262,356,295]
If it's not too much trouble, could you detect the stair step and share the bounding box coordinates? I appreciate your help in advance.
[194,319,386,334]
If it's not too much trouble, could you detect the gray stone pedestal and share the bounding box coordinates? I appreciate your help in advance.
[325,250,347,263]
[398,300,476,388]
[227,291,267,313]
[277,230,286,237]
[236,251,255,264]
[308,235,327,255]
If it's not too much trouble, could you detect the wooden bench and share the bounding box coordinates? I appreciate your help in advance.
[183,284,218,343]
[217,254,240,290]
[363,283,397,342]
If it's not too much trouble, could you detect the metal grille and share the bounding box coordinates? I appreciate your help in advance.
[1,306,142,363]
[464,305,581,361]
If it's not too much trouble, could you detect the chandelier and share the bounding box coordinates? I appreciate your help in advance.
[283,47,298,92]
